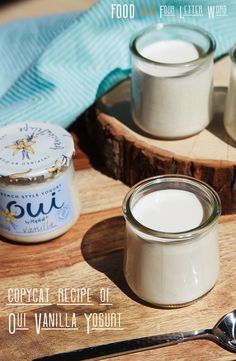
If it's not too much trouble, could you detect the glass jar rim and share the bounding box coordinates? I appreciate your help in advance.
[230,44,236,63]
[130,23,216,68]
[122,175,221,242]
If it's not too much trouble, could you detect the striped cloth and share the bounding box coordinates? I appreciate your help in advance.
[0,0,235,128]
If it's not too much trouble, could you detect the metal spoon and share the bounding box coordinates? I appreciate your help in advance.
[34,310,236,360]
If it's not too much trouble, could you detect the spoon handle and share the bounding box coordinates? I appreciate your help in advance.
[33,329,211,361]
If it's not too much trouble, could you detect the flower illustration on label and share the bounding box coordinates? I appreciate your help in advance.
[0,208,15,224]
[8,134,36,160]
[48,155,70,175]
[48,160,63,175]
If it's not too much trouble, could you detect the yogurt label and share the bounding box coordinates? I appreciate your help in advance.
[0,173,75,237]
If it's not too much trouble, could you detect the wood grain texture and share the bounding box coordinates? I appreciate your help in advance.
[0,0,97,23]
[0,162,236,361]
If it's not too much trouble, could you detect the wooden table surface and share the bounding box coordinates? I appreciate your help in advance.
[0,1,236,361]
[0,0,96,23]
[0,152,236,361]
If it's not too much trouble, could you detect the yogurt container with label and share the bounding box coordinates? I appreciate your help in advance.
[0,121,80,243]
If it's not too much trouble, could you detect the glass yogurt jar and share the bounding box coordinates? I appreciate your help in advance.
[0,121,80,243]
[130,24,216,139]
[123,175,221,307]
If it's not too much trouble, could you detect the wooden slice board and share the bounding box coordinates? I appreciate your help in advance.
[75,57,236,215]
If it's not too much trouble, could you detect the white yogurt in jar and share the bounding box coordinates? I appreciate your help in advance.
[123,176,221,307]
[140,40,199,64]
[130,25,216,139]
[132,189,203,232]
[0,121,80,243]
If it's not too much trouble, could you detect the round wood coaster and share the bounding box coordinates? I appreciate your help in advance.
[76,78,236,215]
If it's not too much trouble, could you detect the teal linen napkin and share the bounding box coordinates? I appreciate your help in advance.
[0,0,235,128]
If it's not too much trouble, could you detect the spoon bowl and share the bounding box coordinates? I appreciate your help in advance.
[212,310,236,352]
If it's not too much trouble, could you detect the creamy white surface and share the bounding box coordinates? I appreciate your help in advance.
[132,189,203,232]
[132,39,214,138]
[140,40,199,63]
